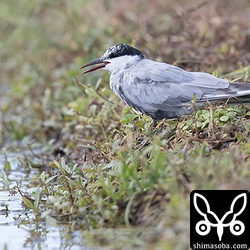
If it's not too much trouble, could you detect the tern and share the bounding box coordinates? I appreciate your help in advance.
[81,44,250,120]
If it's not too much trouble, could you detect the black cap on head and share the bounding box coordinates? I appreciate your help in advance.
[101,44,145,60]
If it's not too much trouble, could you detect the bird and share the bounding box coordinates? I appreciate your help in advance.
[81,44,250,120]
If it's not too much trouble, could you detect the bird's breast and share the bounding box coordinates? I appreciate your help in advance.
[110,71,132,92]
[110,72,137,104]
[110,72,125,99]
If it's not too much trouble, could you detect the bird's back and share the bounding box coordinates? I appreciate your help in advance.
[110,59,250,119]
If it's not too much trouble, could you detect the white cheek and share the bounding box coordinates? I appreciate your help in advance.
[105,63,112,71]
[104,55,140,73]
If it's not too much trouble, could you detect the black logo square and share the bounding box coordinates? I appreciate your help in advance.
[190,190,250,250]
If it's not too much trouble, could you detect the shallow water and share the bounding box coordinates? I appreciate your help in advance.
[0,152,100,250]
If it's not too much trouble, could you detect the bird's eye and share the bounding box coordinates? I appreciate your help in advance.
[109,52,116,59]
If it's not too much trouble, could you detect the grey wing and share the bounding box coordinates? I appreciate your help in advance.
[121,60,230,110]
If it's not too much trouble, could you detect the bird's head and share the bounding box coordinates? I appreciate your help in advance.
[81,44,145,74]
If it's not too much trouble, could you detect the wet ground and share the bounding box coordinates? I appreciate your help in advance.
[0,152,101,250]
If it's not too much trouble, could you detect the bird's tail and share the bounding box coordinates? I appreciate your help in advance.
[227,82,250,105]
[196,82,250,106]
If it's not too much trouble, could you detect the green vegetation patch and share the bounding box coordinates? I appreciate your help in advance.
[1,0,250,248]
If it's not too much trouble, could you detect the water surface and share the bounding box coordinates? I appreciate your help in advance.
[0,152,101,250]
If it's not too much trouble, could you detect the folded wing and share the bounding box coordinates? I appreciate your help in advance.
[115,59,250,119]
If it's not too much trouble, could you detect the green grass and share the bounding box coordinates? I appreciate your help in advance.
[1,0,250,249]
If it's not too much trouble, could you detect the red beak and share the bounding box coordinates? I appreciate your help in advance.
[80,58,109,74]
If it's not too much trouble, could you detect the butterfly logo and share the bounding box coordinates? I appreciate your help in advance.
[193,193,247,241]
